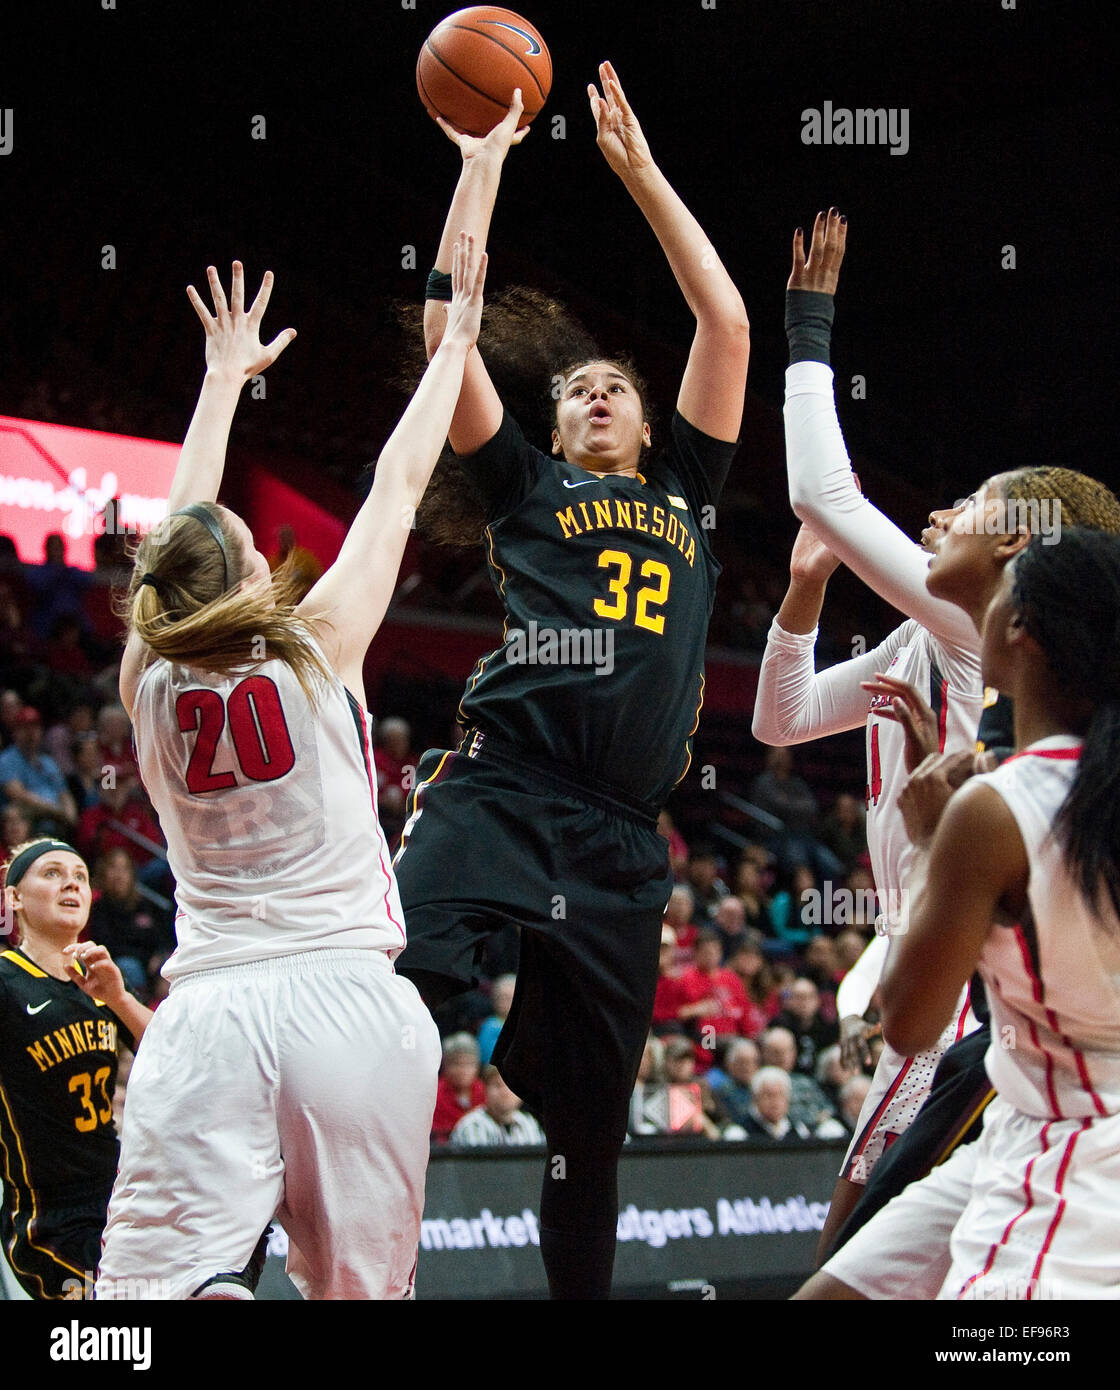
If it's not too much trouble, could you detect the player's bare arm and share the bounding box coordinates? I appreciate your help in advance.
[775,523,842,635]
[589,62,749,443]
[880,768,1027,1055]
[424,92,527,455]
[297,233,486,699]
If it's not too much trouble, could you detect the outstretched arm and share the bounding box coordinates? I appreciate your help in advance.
[297,234,487,700]
[423,95,528,456]
[784,211,978,654]
[588,62,749,444]
[168,263,296,511]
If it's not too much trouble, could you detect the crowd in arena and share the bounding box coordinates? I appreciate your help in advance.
[3,525,878,1153]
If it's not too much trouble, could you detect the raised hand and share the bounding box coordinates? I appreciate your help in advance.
[63,942,127,1010]
[436,88,530,163]
[443,232,488,350]
[860,672,940,774]
[790,523,842,587]
[587,62,653,179]
[186,261,297,385]
[788,208,847,295]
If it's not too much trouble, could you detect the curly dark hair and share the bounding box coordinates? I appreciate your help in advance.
[393,288,655,548]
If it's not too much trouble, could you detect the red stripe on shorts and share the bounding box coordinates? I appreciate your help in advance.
[957,1121,1052,1299]
[1027,1119,1091,1295]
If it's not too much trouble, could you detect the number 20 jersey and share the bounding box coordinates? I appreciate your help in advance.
[132,643,406,982]
[456,410,738,808]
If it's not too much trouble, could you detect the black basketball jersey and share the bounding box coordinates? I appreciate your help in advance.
[0,948,129,1205]
[456,409,738,806]
[976,688,1015,757]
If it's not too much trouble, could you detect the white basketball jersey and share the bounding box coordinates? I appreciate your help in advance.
[976,738,1120,1118]
[133,644,406,981]
[865,619,983,910]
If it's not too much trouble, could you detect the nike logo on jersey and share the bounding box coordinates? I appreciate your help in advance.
[562,478,601,489]
[483,20,542,55]
[26,1000,51,1015]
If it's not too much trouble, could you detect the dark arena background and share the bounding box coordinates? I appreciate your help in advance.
[0,0,1114,1345]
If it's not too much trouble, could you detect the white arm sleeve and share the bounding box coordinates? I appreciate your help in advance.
[836,932,889,1019]
[784,361,980,655]
[752,618,912,746]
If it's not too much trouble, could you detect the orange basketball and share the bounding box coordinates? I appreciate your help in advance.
[417,7,552,138]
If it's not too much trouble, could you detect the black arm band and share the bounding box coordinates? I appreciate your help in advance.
[785,289,836,367]
[425,269,453,301]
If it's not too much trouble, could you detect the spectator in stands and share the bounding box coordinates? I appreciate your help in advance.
[843,859,879,929]
[661,1040,722,1139]
[768,863,817,947]
[86,847,174,1000]
[834,928,870,976]
[652,926,687,1037]
[748,746,844,880]
[710,1037,761,1131]
[25,533,91,641]
[662,883,698,963]
[656,809,689,880]
[802,935,839,1017]
[46,615,92,679]
[675,930,752,1050]
[96,703,139,789]
[449,1066,545,1147]
[76,779,164,874]
[713,893,750,959]
[431,1033,486,1144]
[373,718,415,840]
[44,700,96,777]
[66,731,104,814]
[0,591,39,691]
[629,1034,668,1137]
[771,977,839,1075]
[814,1043,855,1112]
[0,689,23,750]
[820,791,868,873]
[837,1075,873,1133]
[732,851,774,935]
[477,972,516,1065]
[1,804,32,860]
[724,937,775,1037]
[760,1026,837,1133]
[738,1068,811,1142]
[0,706,77,836]
[686,845,728,923]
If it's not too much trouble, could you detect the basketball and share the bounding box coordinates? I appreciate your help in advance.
[417,6,552,138]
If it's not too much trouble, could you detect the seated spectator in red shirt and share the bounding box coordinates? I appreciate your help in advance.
[656,809,689,881]
[663,883,699,964]
[431,1033,486,1144]
[675,931,753,1059]
[771,977,839,1076]
[652,926,688,1036]
[725,929,781,1027]
[77,779,164,871]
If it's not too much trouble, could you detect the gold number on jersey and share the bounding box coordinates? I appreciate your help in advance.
[68,1072,98,1133]
[593,549,631,621]
[634,560,671,635]
[594,550,671,636]
[67,1068,113,1133]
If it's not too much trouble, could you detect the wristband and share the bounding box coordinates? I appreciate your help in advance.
[426,269,453,301]
[785,289,836,367]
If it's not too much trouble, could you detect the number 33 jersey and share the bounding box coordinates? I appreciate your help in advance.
[456,410,738,807]
[132,642,406,981]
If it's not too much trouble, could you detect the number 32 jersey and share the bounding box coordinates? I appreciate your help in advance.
[132,643,406,981]
[456,410,738,807]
